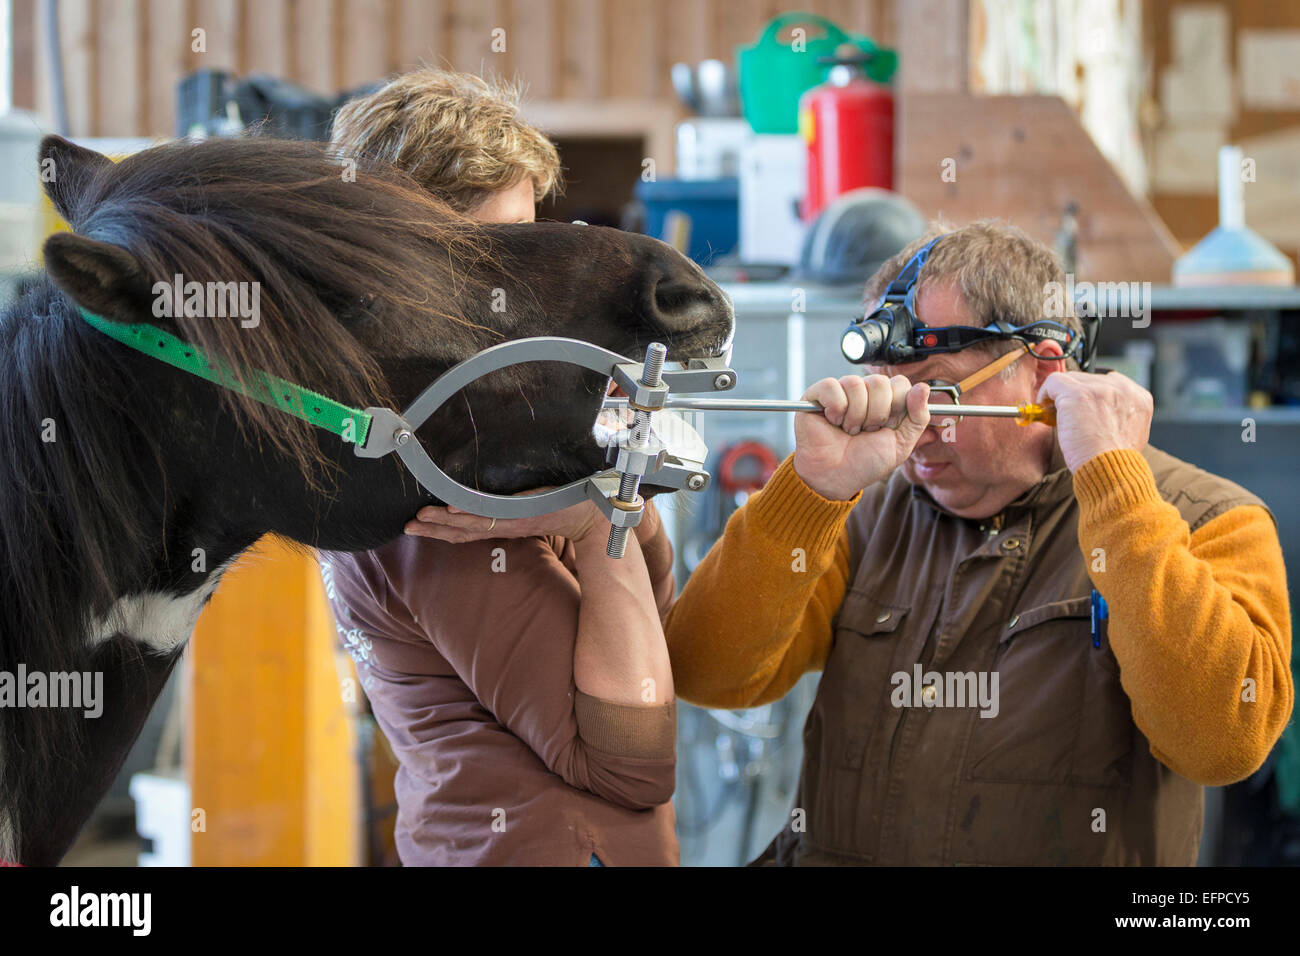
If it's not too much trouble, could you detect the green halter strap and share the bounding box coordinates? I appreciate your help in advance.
[78,308,372,447]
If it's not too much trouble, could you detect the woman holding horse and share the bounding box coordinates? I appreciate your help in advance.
[319,70,680,866]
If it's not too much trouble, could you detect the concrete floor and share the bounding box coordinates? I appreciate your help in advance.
[60,813,139,867]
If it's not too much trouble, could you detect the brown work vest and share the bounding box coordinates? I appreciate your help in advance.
[760,444,1267,865]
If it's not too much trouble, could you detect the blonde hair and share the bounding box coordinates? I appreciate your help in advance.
[863,219,1081,370]
[331,69,562,212]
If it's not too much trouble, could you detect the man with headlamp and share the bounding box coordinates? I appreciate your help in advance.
[664,220,1292,865]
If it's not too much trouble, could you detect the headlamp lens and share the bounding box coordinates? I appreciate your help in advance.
[841,317,889,364]
[841,326,868,363]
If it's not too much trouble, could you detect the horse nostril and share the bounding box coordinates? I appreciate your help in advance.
[650,275,715,328]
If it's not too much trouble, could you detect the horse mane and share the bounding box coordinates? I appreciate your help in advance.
[59,136,501,477]
[0,138,497,859]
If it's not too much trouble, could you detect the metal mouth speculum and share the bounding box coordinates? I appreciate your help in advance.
[353,336,736,557]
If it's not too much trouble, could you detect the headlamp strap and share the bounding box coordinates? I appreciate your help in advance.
[885,237,942,302]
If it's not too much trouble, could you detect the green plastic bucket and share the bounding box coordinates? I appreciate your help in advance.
[737,12,850,134]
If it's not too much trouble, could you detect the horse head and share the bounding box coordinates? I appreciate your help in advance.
[38,134,735,550]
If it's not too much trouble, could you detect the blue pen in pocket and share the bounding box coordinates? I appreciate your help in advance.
[1090,588,1109,649]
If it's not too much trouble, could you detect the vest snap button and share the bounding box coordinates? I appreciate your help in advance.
[1008,614,1020,628]
[876,611,891,624]
[1001,538,1022,551]
[921,684,938,704]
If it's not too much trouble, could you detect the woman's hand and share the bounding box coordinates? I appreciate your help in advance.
[405,487,608,544]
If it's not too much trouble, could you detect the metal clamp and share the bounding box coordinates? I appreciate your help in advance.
[353,337,735,549]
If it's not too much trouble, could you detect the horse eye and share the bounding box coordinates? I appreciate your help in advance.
[352,293,383,320]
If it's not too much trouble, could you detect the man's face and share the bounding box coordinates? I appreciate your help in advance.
[872,281,1059,520]
[471,176,537,223]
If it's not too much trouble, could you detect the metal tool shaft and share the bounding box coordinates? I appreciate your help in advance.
[602,396,1028,418]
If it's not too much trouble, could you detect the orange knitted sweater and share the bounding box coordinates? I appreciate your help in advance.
[664,448,1293,786]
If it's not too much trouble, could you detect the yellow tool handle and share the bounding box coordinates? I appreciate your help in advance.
[1016,399,1057,426]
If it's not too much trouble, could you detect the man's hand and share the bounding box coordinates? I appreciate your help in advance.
[793,375,931,501]
[405,489,607,544]
[1037,370,1153,473]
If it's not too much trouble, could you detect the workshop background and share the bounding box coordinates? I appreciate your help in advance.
[1,0,1297,866]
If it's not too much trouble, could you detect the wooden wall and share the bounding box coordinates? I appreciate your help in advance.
[10,0,897,138]
[1144,0,1300,258]
[8,0,1203,279]
[899,93,1178,283]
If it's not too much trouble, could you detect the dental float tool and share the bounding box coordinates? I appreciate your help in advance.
[601,395,1058,426]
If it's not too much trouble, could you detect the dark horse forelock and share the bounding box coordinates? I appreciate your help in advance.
[63,137,504,477]
[0,139,508,862]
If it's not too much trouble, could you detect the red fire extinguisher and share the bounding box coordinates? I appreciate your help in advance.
[799,49,895,222]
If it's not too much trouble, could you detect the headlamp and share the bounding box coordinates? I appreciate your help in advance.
[839,236,1098,370]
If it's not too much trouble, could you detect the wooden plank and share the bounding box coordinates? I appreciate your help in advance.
[489,0,513,79]
[244,0,290,77]
[966,0,987,91]
[346,0,391,89]
[188,539,358,866]
[714,0,768,60]
[449,0,502,77]
[292,0,337,93]
[96,0,144,136]
[59,0,95,136]
[304,559,361,867]
[607,0,656,99]
[559,0,601,99]
[340,0,391,89]
[1228,0,1300,141]
[511,0,556,97]
[395,0,444,71]
[1152,193,1219,248]
[863,0,888,38]
[145,0,191,137]
[11,0,37,111]
[192,0,241,72]
[822,0,872,36]
[875,0,897,47]
[15,0,910,141]
[1235,0,1300,30]
[1146,0,1300,263]
[662,0,711,67]
[899,93,1179,282]
[896,0,969,93]
[643,1,671,100]
[32,0,51,123]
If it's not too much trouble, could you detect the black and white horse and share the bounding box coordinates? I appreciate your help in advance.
[0,135,733,864]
